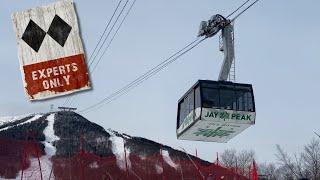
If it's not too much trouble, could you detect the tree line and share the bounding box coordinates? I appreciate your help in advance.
[218,138,320,180]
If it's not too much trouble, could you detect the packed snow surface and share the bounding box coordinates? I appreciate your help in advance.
[0,114,43,132]
[108,130,131,170]
[0,114,31,126]
[43,113,60,156]
[162,150,178,169]
[14,156,53,180]
[89,162,99,169]
[12,113,59,180]
[10,114,60,180]
[155,164,163,174]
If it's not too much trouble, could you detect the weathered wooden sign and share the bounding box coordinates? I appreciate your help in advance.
[12,0,91,100]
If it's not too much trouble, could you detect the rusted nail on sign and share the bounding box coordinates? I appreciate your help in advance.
[12,0,91,100]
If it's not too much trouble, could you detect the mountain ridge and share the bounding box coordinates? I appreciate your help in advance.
[0,111,247,179]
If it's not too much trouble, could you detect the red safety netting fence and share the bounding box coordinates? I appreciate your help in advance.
[0,138,255,180]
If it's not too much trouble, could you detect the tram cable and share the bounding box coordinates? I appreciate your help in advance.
[87,0,123,66]
[62,0,124,106]
[78,0,262,114]
[88,0,130,69]
[91,0,137,73]
[79,0,259,113]
[66,0,136,106]
[79,37,207,113]
[226,0,250,18]
[230,0,260,22]
[176,0,261,142]
[62,0,135,107]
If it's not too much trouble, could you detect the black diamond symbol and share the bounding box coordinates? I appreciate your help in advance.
[22,20,46,52]
[47,15,72,47]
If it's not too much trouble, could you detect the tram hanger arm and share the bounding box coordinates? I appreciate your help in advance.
[197,14,234,81]
[218,24,235,81]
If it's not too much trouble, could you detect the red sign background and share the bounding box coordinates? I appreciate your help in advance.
[23,54,90,99]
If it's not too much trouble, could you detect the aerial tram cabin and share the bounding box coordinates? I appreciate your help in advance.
[176,13,256,142]
[176,80,255,142]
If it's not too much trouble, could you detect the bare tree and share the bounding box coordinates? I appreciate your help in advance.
[276,144,312,179]
[237,150,255,171]
[258,162,279,180]
[220,149,255,176]
[218,139,320,180]
[302,139,320,180]
[275,166,295,180]
[220,149,237,168]
[276,144,297,177]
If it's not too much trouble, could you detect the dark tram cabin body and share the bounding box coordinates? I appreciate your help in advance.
[176,80,256,142]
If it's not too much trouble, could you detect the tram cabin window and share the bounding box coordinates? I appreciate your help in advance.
[202,88,219,108]
[177,80,255,129]
[194,86,201,109]
[200,81,255,112]
[178,90,194,127]
[219,88,236,110]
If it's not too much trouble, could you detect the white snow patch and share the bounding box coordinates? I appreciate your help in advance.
[89,161,99,169]
[0,114,32,126]
[155,164,163,174]
[15,156,54,180]
[109,134,131,170]
[3,113,59,180]
[95,137,106,143]
[42,113,60,156]
[0,114,43,132]
[43,113,59,143]
[106,128,114,135]
[122,134,132,139]
[16,113,60,180]
[139,155,147,160]
[162,150,178,169]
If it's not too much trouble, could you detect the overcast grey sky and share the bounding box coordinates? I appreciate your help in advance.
[1,0,320,163]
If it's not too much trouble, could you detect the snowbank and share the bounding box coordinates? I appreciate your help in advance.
[162,150,178,169]
[14,113,60,180]
[89,162,99,169]
[0,114,43,132]
[43,113,60,156]
[108,130,131,170]
[155,164,163,174]
[0,114,31,126]
[14,156,53,180]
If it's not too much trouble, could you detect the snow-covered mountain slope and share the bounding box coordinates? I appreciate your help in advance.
[0,114,31,127]
[0,111,246,180]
